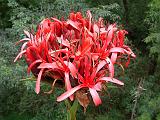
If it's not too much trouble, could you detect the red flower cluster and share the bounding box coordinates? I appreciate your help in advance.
[15,11,136,106]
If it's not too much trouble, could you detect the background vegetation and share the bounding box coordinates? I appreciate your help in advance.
[0,0,160,120]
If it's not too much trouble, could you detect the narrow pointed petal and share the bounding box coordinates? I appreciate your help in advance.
[106,57,114,77]
[64,72,73,101]
[64,72,72,90]
[101,25,114,50]
[35,68,44,94]
[93,82,102,91]
[111,53,117,64]
[96,60,106,73]
[14,50,26,62]
[23,30,30,37]
[57,85,83,102]
[27,59,42,74]
[57,36,70,47]
[15,38,30,45]
[19,42,28,58]
[49,49,69,55]
[131,53,136,58]
[106,25,114,46]
[123,49,136,58]
[80,42,92,56]
[110,47,124,53]
[87,10,92,31]
[84,27,93,38]
[67,20,79,31]
[99,77,124,85]
[24,30,33,39]
[64,61,78,78]
[91,53,100,61]
[123,45,136,58]
[51,17,63,25]
[38,62,58,69]
[93,24,99,33]
[117,30,127,46]
[89,88,102,106]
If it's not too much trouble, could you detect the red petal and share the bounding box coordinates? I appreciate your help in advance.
[99,77,124,85]
[64,72,70,90]
[19,42,28,58]
[84,27,93,38]
[49,49,69,55]
[107,25,114,44]
[24,30,33,39]
[77,73,84,83]
[123,49,136,58]
[110,47,124,53]
[123,45,136,58]
[89,88,102,106]
[118,30,128,46]
[38,62,58,69]
[64,61,78,78]
[57,36,70,47]
[51,17,63,25]
[35,68,44,94]
[125,57,130,68]
[106,57,114,77]
[64,72,74,101]
[14,50,26,62]
[111,53,117,64]
[15,38,30,45]
[96,60,106,73]
[91,53,100,61]
[80,42,92,56]
[102,25,114,50]
[67,20,79,31]
[93,24,99,33]
[27,59,42,74]
[86,10,92,31]
[93,82,102,91]
[57,85,83,102]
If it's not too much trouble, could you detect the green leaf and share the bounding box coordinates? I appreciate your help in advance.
[67,100,79,120]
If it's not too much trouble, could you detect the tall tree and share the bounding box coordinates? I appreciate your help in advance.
[144,0,160,75]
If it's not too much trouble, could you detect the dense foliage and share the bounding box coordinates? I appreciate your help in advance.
[0,0,160,120]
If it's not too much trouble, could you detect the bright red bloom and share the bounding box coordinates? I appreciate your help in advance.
[15,11,135,107]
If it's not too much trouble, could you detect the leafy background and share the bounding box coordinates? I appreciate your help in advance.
[0,0,160,120]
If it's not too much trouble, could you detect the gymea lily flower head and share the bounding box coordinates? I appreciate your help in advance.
[14,10,136,108]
